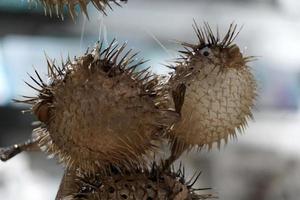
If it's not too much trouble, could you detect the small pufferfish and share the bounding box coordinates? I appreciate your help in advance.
[167,22,257,162]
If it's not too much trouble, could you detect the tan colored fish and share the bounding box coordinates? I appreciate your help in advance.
[166,22,257,164]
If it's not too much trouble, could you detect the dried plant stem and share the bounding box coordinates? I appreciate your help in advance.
[0,139,39,161]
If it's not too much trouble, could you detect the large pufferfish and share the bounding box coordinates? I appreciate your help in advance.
[167,22,257,162]
[9,40,178,174]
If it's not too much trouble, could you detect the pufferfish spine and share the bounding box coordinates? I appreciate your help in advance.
[167,22,257,160]
[20,40,179,174]
[30,0,127,20]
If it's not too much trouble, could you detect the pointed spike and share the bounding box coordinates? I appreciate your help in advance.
[134,66,151,79]
[103,38,117,57]
[27,73,43,88]
[34,70,46,87]
[162,63,176,70]
[24,81,41,92]
[68,3,76,21]
[79,0,89,20]
[112,42,127,63]
[118,49,133,67]
[181,42,195,49]
[46,58,56,78]
[106,1,113,10]
[106,44,119,60]
[121,51,139,67]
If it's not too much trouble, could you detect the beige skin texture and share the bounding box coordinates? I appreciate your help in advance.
[168,23,257,161]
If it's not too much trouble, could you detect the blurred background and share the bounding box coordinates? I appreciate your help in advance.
[1,0,300,199]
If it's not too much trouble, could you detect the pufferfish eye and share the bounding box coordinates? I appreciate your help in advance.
[199,46,212,57]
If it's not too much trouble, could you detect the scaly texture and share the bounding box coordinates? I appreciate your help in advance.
[19,40,178,173]
[167,22,257,158]
[31,0,127,20]
[58,164,214,200]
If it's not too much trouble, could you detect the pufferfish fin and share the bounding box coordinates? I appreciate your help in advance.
[172,83,186,114]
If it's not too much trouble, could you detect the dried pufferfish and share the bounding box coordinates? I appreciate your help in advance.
[56,164,214,200]
[30,0,127,20]
[8,40,178,173]
[167,23,257,162]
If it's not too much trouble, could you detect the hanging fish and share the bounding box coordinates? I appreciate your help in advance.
[166,22,257,165]
[1,40,178,174]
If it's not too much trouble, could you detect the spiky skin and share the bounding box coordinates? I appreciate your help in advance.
[34,0,127,19]
[57,164,213,200]
[168,23,257,158]
[21,40,178,173]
